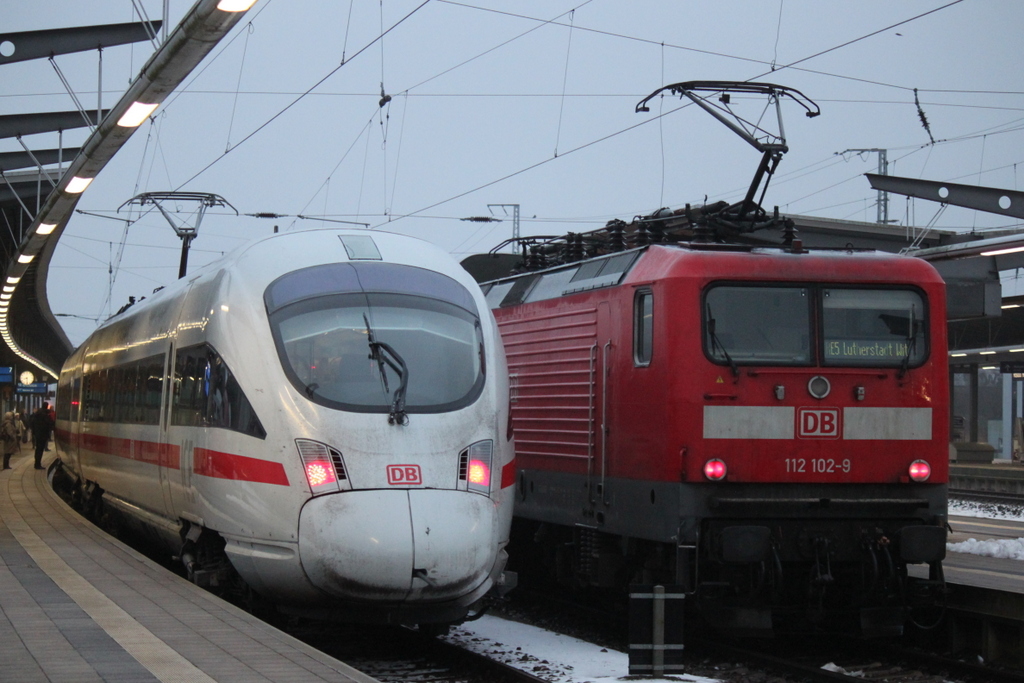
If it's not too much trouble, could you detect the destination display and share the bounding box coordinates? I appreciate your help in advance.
[825,339,911,360]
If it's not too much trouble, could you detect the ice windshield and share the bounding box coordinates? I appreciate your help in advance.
[266,263,484,414]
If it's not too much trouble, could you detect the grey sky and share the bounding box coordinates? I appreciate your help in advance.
[4,0,1023,346]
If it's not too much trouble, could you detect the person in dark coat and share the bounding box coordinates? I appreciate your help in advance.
[2,412,18,470]
[29,404,53,470]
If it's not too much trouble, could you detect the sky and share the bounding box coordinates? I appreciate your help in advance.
[4,0,1024,347]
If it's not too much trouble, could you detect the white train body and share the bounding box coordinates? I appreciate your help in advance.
[55,229,515,625]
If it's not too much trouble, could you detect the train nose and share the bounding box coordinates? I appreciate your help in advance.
[298,489,497,602]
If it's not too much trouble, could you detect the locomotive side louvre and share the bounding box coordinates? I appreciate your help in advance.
[55,228,516,627]
[490,243,949,636]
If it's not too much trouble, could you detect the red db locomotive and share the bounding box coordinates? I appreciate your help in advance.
[476,225,948,636]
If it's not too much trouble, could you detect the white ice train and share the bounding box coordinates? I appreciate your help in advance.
[54,228,516,626]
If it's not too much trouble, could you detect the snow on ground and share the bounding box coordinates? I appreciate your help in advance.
[444,614,721,683]
[948,498,1024,560]
[439,498,1024,681]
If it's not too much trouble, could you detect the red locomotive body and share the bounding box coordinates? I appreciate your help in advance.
[485,242,948,636]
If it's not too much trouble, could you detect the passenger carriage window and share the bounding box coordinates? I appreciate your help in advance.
[704,286,812,366]
[822,288,927,368]
[634,290,654,366]
[172,344,266,438]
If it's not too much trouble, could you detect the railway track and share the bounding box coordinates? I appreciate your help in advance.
[950,489,1024,508]
[495,585,1024,683]
[288,621,551,683]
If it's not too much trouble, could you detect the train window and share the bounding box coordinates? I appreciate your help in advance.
[634,290,654,366]
[266,262,476,315]
[525,268,578,303]
[485,281,514,309]
[172,344,266,439]
[270,292,485,415]
[338,234,382,260]
[564,252,641,296]
[501,274,539,307]
[822,288,927,368]
[601,252,639,276]
[704,286,812,366]
[570,260,604,282]
[142,358,163,425]
[77,354,166,425]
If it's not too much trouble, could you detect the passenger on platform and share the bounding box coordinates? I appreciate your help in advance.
[17,409,28,444]
[14,409,25,449]
[29,404,53,470]
[46,403,55,450]
[2,412,19,470]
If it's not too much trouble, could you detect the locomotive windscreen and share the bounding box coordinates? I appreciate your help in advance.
[266,263,485,414]
[703,284,927,368]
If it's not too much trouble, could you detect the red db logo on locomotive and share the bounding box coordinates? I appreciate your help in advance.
[387,464,423,485]
[797,407,840,439]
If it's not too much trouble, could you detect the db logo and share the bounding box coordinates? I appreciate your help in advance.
[797,407,841,439]
[387,464,422,485]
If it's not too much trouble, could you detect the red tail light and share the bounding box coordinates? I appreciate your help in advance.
[908,460,931,482]
[305,461,336,488]
[296,439,349,495]
[462,440,493,495]
[468,460,490,487]
[704,459,727,481]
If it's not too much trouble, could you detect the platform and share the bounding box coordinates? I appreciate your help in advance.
[950,460,1024,496]
[0,450,378,683]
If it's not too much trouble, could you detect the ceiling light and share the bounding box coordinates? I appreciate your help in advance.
[6,276,20,284]
[36,223,56,235]
[17,254,34,264]
[950,353,967,357]
[117,102,159,127]
[981,245,1024,257]
[979,351,996,355]
[217,0,258,11]
[1003,304,1021,310]
[65,176,94,194]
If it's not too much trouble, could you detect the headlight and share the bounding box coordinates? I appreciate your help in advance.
[460,440,493,495]
[704,458,727,481]
[296,439,351,495]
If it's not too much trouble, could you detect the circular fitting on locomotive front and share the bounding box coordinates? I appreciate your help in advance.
[807,375,831,399]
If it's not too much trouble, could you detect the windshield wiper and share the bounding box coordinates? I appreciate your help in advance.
[364,314,409,425]
[897,306,918,380]
[706,304,739,377]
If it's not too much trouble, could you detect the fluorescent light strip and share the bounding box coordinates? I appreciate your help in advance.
[117,102,159,128]
[217,0,258,11]
[36,223,56,235]
[981,245,1024,257]
[17,254,34,264]
[65,176,94,194]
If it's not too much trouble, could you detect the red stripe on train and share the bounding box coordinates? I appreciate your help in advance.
[60,429,286,486]
[501,458,516,489]
[78,432,180,469]
[193,447,289,486]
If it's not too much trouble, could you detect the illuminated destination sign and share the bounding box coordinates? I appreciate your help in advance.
[825,340,910,360]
